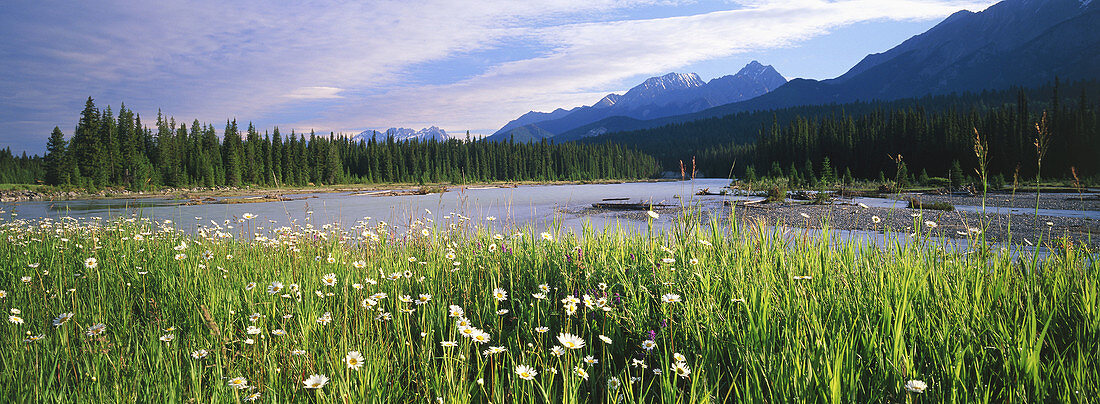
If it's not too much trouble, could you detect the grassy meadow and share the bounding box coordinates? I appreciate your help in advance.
[0,210,1097,403]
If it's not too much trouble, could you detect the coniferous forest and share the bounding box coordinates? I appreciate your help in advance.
[23,98,659,190]
[583,80,1100,184]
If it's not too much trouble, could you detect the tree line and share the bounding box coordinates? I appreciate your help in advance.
[27,97,658,189]
[583,80,1100,185]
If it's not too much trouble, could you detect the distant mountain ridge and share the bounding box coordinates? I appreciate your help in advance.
[352,126,451,142]
[558,0,1100,140]
[487,61,786,142]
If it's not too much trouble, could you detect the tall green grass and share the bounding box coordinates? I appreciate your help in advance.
[0,212,1096,403]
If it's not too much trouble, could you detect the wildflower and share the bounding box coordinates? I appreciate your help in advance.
[564,302,578,316]
[249,313,263,322]
[583,355,598,365]
[86,323,107,336]
[905,380,928,393]
[192,349,209,359]
[557,333,585,350]
[246,326,262,335]
[228,377,249,390]
[24,334,45,343]
[872,215,881,224]
[84,257,98,269]
[599,335,612,344]
[417,294,432,305]
[345,351,365,370]
[550,346,565,357]
[539,283,550,293]
[399,295,413,303]
[174,253,187,261]
[159,334,175,344]
[448,305,464,317]
[671,360,692,378]
[661,293,681,303]
[8,315,24,324]
[540,232,553,241]
[272,329,286,336]
[924,220,937,228]
[472,330,491,344]
[321,273,337,287]
[574,366,589,380]
[642,339,657,351]
[353,260,366,269]
[653,369,663,375]
[698,239,713,247]
[535,326,549,333]
[496,309,509,315]
[267,281,284,295]
[291,349,307,356]
[53,312,74,327]
[647,210,659,219]
[316,312,332,326]
[661,257,676,264]
[515,364,538,381]
[440,340,458,347]
[242,213,256,220]
[533,292,547,300]
[303,374,329,389]
[0,290,5,298]
[492,288,508,301]
[483,346,507,356]
[245,392,261,401]
[608,377,622,390]
[673,352,686,362]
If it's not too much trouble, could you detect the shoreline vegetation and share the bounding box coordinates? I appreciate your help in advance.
[0,179,674,203]
[0,212,1096,402]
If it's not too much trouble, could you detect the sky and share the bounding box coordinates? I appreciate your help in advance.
[0,0,999,154]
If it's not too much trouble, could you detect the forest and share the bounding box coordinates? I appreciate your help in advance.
[583,80,1100,185]
[14,98,659,189]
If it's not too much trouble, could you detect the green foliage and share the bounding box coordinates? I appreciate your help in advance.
[1,214,1097,402]
[585,80,1100,182]
[19,99,659,189]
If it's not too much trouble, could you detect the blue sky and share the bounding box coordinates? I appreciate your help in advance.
[0,0,997,154]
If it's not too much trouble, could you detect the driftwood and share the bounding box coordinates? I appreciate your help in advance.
[591,202,672,210]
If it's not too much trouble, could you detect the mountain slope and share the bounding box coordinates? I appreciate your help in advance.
[563,0,1099,140]
[352,126,451,142]
[487,61,786,141]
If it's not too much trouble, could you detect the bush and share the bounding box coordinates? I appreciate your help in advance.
[907,198,954,211]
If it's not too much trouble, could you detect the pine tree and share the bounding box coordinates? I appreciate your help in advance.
[71,97,100,185]
[44,127,70,185]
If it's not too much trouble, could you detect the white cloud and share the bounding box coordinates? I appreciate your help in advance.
[303,0,997,134]
[0,0,997,151]
[285,87,344,100]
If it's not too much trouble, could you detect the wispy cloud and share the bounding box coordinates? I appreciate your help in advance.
[0,0,995,152]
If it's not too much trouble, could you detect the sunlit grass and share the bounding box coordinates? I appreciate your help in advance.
[0,211,1096,403]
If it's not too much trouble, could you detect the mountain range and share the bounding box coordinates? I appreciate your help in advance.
[352,126,451,142]
[486,61,787,142]
[500,0,1100,142]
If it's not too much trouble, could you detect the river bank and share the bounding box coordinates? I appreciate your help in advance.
[575,190,1100,250]
[0,179,671,203]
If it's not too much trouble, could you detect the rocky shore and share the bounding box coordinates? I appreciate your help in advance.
[574,191,1100,250]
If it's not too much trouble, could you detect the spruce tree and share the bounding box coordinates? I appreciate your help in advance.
[44,127,70,185]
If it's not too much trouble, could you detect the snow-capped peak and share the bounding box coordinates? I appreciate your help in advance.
[353,126,450,142]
